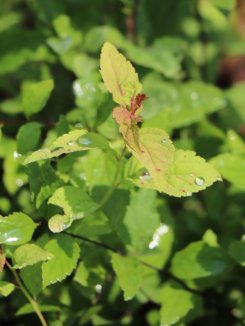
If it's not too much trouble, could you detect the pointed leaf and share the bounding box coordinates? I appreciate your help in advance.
[171,241,233,280]
[100,42,142,106]
[17,122,42,154]
[0,281,15,297]
[160,282,202,326]
[117,189,160,254]
[0,213,37,246]
[126,128,221,197]
[42,234,80,288]
[12,244,54,269]
[111,253,142,300]
[24,130,109,165]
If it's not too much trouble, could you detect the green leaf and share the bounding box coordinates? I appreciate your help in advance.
[117,189,160,254]
[111,253,142,300]
[42,234,80,288]
[210,153,245,190]
[100,42,142,106]
[24,130,109,165]
[160,282,202,326]
[21,80,54,117]
[16,303,60,316]
[226,82,245,121]
[226,130,245,154]
[127,37,184,78]
[26,161,64,208]
[142,76,226,128]
[48,214,72,233]
[12,244,54,269]
[17,122,42,154]
[78,149,118,189]
[0,281,15,297]
[128,128,221,197]
[171,240,233,280]
[20,263,43,297]
[0,212,37,246]
[229,241,245,267]
[84,26,126,53]
[48,186,97,231]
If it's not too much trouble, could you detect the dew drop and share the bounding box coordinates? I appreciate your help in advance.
[16,179,24,187]
[139,172,152,182]
[195,176,205,186]
[13,151,22,160]
[78,136,92,146]
[95,284,102,293]
[67,141,75,146]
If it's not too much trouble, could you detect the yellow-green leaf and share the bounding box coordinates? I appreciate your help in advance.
[126,128,221,197]
[100,42,142,106]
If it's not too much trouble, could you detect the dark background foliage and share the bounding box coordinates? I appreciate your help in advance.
[0,0,244,325]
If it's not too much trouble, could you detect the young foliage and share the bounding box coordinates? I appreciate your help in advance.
[100,42,221,197]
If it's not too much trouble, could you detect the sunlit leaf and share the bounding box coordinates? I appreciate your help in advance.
[0,281,15,297]
[100,42,142,106]
[12,244,54,269]
[0,213,37,246]
[42,234,80,288]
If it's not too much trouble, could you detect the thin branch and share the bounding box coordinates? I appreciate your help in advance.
[65,232,202,296]
[5,259,48,326]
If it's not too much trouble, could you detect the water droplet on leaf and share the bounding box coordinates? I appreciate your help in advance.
[195,176,205,186]
[77,136,92,146]
[139,171,152,182]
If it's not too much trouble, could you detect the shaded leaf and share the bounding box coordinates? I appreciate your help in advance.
[17,122,42,154]
[210,153,245,190]
[229,241,245,267]
[21,80,54,117]
[171,240,233,280]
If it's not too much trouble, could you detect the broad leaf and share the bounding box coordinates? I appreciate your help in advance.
[117,189,160,254]
[127,128,221,197]
[42,234,80,288]
[160,282,202,325]
[17,122,42,154]
[111,253,143,300]
[100,42,142,106]
[12,244,54,269]
[210,153,245,190]
[171,240,233,280]
[20,264,43,297]
[0,213,37,246]
[21,80,54,117]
